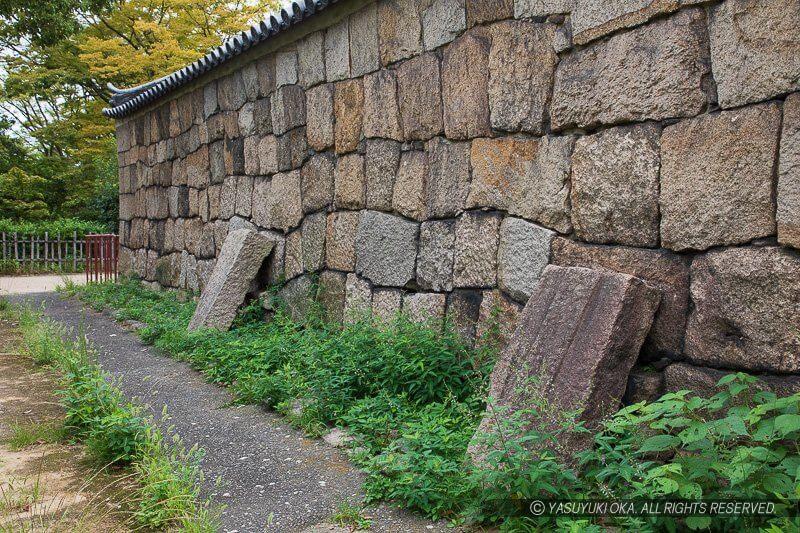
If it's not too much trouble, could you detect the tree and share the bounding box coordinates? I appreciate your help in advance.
[0,167,50,220]
[0,0,278,223]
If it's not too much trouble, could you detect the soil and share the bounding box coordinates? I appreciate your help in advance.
[0,316,138,532]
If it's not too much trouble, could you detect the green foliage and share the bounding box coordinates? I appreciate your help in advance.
[12,304,217,530]
[0,217,107,236]
[0,167,49,220]
[71,279,800,531]
[332,501,372,530]
[6,421,68,450]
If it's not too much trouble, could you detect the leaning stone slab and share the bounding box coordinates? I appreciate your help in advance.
[470,265,660,462]
[188,229,274,331]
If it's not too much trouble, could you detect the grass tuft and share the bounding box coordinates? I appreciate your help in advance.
[6,421,68,450]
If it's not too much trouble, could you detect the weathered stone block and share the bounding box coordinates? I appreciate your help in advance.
[275,128,308,172]
[664,362,800,400]
[453,211,501,288]
[442,30,491,140]
[241,63,260,102]
[365,139,400,211]
[467,0,512,26]
[326,211,361,271]
[779,93,800,249]
[306,84,335,152]
[278,275,314,322]
[363,70,403,140]
[318,270,347,323]
[234,175,253,218]
[471,265,661,460]
[275,49,299,88]
[334,79,364,154]
[709,0,800,109]
[393,151,428,221]
[243,136,260,175]
[660,104,780,251]
[344,273,372,321]
[426,137,470,218]
[488,20,556,134]
[447,289,482,345]
[188,229,275,331]
[267,171,303,232]
[284,230,304,280]
[223,137,245,176]
[423,0,466,50]
[255,55,276,97]
[551,238,689,360]
[624,368,664,405]
[508,135,573,234]
[403,292,447,323]
[686,247,800,374]
[325,19,350,82]
[301,153,335,214]
[218,177,236,220]
[571,123,660,247]
[350,3,380,76]
[301,212,326,273]
[550,8,710,131]
[298,31,326,88]
[396,52,443,141]
[417,220,456,292]
[238,102,256,136]
[270,85,306,136]
[372,288,403,322]
[258,135,279,176]
[334,154,366,210]
[218,72,246,112]
[468,137,537,211]
[186,145,210,189]
[378,0,423,66]
[203,81,218,118]
[497,217,554,302]
[355,210,419,287]
[253,98,273,136]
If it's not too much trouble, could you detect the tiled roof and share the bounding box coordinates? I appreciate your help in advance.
[104,0,337,119]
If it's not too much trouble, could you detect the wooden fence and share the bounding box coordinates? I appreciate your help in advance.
[0,231,87,273]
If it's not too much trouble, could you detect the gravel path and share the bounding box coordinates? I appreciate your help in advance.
[12,292,450,533]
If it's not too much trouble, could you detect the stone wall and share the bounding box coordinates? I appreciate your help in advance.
[113,0,800,397]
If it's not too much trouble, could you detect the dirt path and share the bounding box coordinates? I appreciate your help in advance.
[0,274,85,296]
[12,292,450,533]
[0,314,137,531]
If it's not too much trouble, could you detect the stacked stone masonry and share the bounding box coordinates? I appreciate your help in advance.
[114,0,800,399]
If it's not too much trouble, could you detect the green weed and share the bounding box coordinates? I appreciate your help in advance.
[6,421,68,450]
[332,501,372,530]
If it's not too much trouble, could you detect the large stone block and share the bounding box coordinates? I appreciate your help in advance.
[363,70,403,141]
[468,137,537,211]
[466,0,512,26]
[277,275,314,322]
[355,211,419,287]
[403,292,447,323]
[372,288,403,322]
[417,220,456,292]
[497,217,554,302]
[334,79,364,154]
[325,211,361,271]
[453,211,501,288]
[275,128,308,172]
[470,265,660,460]
[284,230,304,280]
[709,0,800,109]
[508,135,573,234]
[318,270,347,323]
[349,3,380,76]
[446,289,482,345]
[422,0,466,51]
[306,84,335,152]
[392,151,428,221]
[779,93,800,249]
[660,104,780,251]
[488,20,556,134]
[223,137,245,176]
[551,238,689,360]
[275,49,298,88]
[270,85,306,136]
[267,171,303,232]
[686,247,800,374]
[396,53,443,141]
[218,72,247,112]
[378,0,423,66]
[550,8,710,131]
[188,229,275,331]
[664,362,800,400]
[301,153,335,214]
[234,175,253,218]
[325,18,350,82]
[334,154,366,210]
[344,273,372,321]
[365,139,400,211]
[570,123,660,247]
[298,31,325,88]
[301,212,326,273]
[257,135,279,176]
[442,30,491,140]
[426,137,470,218]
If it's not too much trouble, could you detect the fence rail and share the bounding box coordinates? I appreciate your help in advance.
[0,231,86,273]
[85,234,119,283]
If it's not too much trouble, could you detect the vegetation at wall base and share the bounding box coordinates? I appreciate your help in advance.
[9,301,218,531]
[68,278,800,531]
[0,218,109,236]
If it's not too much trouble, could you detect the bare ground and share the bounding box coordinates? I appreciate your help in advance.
[0,316,139,532]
